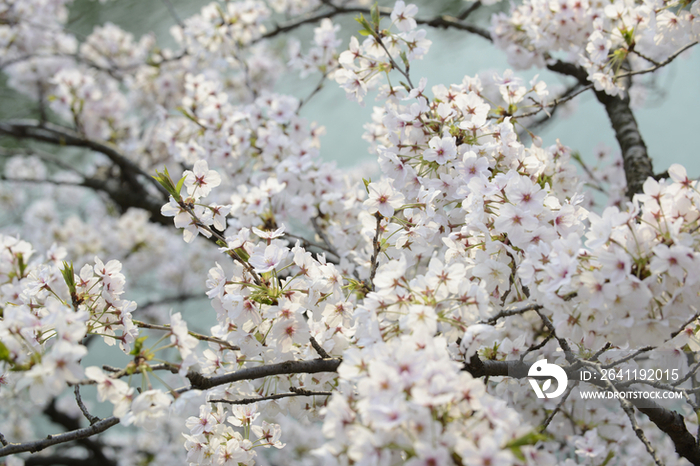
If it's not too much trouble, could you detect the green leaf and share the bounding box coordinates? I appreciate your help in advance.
[152,166,182,201]
[130,336,149,356]
[174,175,187,198]
[370,2,380,28]
[355,15,375,36]
[362,178,371,194]
[60,261,76,297]
[0,340,10,363]
[505,431,550,459]
[234,247,250,262]
[17,253,27,277]
[400,51,409,69]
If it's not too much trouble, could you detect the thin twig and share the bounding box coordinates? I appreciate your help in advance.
[600,346,654,370]
[520,333,553,361]
[133,320,240,351]
[284,231,340,260]
[457,1,482,20]
[298,69,333,111]
[209,388,332,405]
[535,309,575,363]
[368,212,383,291]
[480,303,543,325]
[311,215,340,258]
[309,336,331,359]
[541,380,578,431]
[0,417,120,457]
[590,342,612,361]
[516,84,593,120]
[137,293,208,311]
[74,386,100,425]
[617,41,698,80]
[160,0,183,28]
[670,312,700,339]
[257,3,491,43]
[672,359,700,387]
[603,374,665,466]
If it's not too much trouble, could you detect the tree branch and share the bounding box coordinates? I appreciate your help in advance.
[258,2,491,43]
[209,387,333,405]
[0,120,171,224]
[133,319,240,351]
[594,87,653,197]
[0,416,119,458]
[186,358,342,391]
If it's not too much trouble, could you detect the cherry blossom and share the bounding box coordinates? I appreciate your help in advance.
[1,0,700,465]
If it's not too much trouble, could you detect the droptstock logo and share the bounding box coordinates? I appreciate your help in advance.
[528,359,568,399]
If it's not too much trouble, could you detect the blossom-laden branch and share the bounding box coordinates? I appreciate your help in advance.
[0,356,343,458]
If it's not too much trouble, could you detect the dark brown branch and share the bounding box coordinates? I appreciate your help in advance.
[0,120,158,188]
[41,400,115,465]
[0,120,171,224]
[479,303,543,325]
[417,15,490,41]
[25,455,114,466]
[457,2,482,20]
[186,358,342,391]
[73,386,100,425]
[258,2,491,43]
[0,415,119,458]
[595,87,653,197]
[309,336,331,359]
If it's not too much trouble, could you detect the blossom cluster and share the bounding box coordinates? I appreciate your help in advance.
[491,0,700,96]
[0,235,138,407]
[1,0,700,465]
[183,403,285,465]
